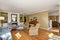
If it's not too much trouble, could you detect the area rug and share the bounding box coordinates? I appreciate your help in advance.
[49,34,60,40]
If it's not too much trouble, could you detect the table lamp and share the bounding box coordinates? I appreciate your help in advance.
[0,16,4,27]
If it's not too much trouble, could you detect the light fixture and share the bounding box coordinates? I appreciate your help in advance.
[0,16,4,27]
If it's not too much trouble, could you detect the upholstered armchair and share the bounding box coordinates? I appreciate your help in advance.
[29,23,40,35]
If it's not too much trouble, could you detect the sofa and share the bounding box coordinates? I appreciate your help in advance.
[0,26,12,40]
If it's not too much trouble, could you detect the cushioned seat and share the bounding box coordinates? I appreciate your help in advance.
[0,27,12,40]
[0,37,2,40]
[29,23,40,35]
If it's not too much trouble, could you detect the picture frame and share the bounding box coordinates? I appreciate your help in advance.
[19,14,24,22]
[11,14,17,22]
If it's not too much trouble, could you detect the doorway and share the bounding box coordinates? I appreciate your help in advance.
[48,11,59,33]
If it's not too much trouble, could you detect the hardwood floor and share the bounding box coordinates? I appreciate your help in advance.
[52,27,59,30]
[11,29,58,40]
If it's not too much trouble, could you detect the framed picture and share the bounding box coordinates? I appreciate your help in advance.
[11,14,17,22]
[19,14,24,22]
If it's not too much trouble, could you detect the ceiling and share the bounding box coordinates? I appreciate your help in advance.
[0,0,60,15]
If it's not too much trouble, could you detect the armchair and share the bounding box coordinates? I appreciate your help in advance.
[29,23,40,35]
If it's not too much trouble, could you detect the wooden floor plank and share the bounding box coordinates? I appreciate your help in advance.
[11,29,58,40]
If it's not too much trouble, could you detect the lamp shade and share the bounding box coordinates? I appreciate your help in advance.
[0,16,4,20]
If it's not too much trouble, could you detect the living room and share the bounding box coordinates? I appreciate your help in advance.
[0,0,60,40]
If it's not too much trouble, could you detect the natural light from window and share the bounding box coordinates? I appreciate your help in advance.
[15,32,22,39]
[48,33,54,38]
